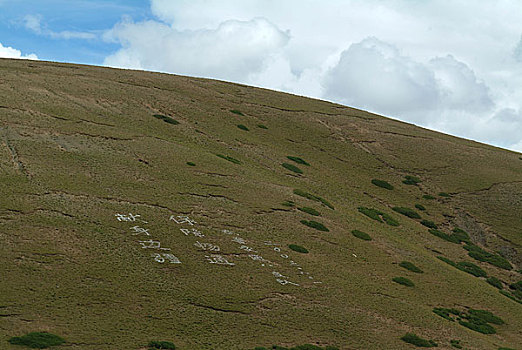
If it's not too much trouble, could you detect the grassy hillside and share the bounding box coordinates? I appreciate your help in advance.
[0,58,521,350]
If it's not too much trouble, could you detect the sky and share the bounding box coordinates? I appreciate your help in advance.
[1,0,522,152]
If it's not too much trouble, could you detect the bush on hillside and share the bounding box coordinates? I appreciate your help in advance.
[230,109,244,115]
[287,156,310,166]
[415,204,426,211]
[293,189,334,209]
[289,244,309,254]
[153,114,180,125]
[351,230,372,241]
[399,261,423,273]
[450,340,462,349]
[456,261,487,278]
[422,194,435,200]
[371,179,394,190]
[186,162,196,166]
[282,200,295,207]
[217,154,241,164]
[148,340,176,349]
[420,220,437,229]
[403,175,422,185]
[400,333,437,347]
[439,192,451,197]
[282,163,303,174]
[300,220,329,232]
[8,332,65,349]
[392,206,421,219]
[298,207,320,216]
[464,244,513,270]
[237,124,249,131]
[486,276,503,289]
[392,276,415,287]
[257,124,268,129]
[357,207,399,226]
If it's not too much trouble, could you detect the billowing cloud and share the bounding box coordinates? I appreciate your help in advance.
[104,17,289,82]
[324,37,440,119]
[514,35,522,62]
[24,14,96,40]
[0,42,38,60]
[100,1,522,152]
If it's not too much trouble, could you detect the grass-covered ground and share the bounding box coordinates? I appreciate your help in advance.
[0,58,521,349]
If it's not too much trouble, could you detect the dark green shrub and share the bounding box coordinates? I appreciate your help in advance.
[458,320,496,334]
[392,276,415,287]
[300,220,329,232]
[420,220,437,229]
[237,124,249,131]
[282,200,295,207]
[456,261,487,277]
[298,207,320,216]
[498,347,516,350]
[217,154,241,164]
[439,192,451,197]
[382,213,400,226]
[352,230,372,241]
[415,204,426,211]
[287,156,310,166]
[400,333,437,347]
[153,114,180,125]
[282,163,303,174]
[500,290,522,304]
[148,340,176,349]
[289,244,309,253]
[464,244,513,270]
[357,207,399,226]
[257,124,268,129]
[510,280,522,291]
[433,307,461,321]
[358,207,382,222]
[403,175,422,185]
[186,162,196,166]
[8,332,65,348]
[450,340,462,349]
[428,229,460,243]
[371,179,394,190]
[399,261,423,273]
[293,189,334,209]
[486,276,503,289]
[230,109,244,116]
[392,206,421,219]
[437,256,456,267]
[451,228,470,243]
[422,195,435,200]
[468,309,504,325]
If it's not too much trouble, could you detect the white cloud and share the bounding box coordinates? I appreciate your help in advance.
[0,42,38,60]
[101,0,522,152]
[24,14,96,40]
[104,17,289,82]
[324,37,440,120]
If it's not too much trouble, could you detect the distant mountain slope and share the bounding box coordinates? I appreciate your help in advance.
[1,58,521,350]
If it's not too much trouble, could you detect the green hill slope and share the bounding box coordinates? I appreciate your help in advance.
[1,58,521,350]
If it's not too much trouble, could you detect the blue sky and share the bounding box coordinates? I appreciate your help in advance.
[1,0,522,152]
[0,0,151,64]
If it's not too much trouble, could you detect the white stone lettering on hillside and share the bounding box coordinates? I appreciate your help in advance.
[116,212,181,264]
[130,226,150,236]
[180,228,205,237]
[205,254,235,266]
[170,215,196,225]
[139,239,171,250]
[115,213,141,222]
[194,241,220,251]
